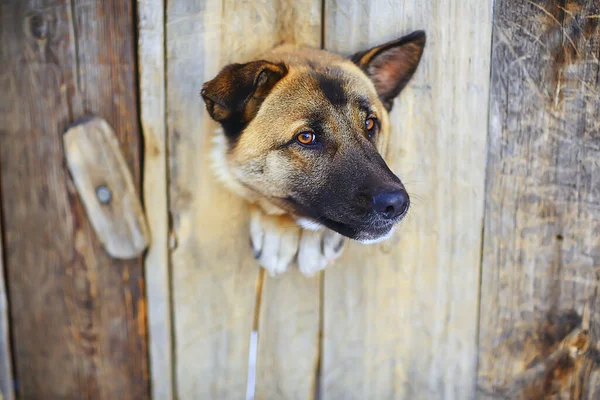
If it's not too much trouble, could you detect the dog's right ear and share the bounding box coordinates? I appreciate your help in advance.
[201,61,288,139]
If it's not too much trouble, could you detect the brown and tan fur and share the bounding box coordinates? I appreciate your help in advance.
[202,32,426,275]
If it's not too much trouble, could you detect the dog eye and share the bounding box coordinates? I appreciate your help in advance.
[365,116,377,135]
[296,131,316,146]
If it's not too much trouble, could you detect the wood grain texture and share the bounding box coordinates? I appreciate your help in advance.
[167,1,323,397]
[256,269,321,400]
[167,1,256,398]
[0,0,149,398]
[64,117,150,259]
[138,0,173,398]
[251,2,322,399]
[477,1,600,398]
[0,212,14,400]
[322,1,492,399]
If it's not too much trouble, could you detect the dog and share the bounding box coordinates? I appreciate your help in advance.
[201,31,426,276]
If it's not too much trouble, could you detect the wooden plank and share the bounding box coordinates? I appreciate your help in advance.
[256,267,321,400]
[0,206,14,400]
[138,1,173,398]
[0,1,149,398]
[477,1,600,398]
[167,0,323,397]
[249,3,323,400]
[166,1,255,398]
[64,117,150,259]
[321,1,492,398]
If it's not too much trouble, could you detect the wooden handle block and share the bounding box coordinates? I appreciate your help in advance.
[64,116,150,259]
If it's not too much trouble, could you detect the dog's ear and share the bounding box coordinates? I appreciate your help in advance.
[201,60,288,139]
[351,31,425,111]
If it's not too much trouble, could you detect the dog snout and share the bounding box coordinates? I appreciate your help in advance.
[371,189,409,219]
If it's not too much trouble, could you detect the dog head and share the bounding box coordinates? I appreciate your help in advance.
[202,31,425,243]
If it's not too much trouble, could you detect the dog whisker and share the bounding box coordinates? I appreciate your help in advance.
[408,192,427,207]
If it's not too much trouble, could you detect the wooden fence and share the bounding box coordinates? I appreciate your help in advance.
[0,0,599,399]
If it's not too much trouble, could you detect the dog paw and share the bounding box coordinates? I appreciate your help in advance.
[297,229,346,276]
[249,208,300,276]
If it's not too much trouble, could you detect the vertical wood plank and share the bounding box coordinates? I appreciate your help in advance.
[138,0,173,399]
[477,1,600,398]
[167,1,256,398]
[251,3,322,400]
[256,269,321,400]
[0,1,149,398]
[0,204,14,400]
[322,1,492,398]
[167,1,323,397]
[167,2,256,396]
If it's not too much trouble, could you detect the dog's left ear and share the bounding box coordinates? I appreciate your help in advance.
[351,31,426,111]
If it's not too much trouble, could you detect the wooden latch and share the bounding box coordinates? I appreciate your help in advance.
[64,116,150,259]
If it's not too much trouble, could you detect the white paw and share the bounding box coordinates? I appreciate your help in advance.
[297,229,346,276]
[249,208,300,276]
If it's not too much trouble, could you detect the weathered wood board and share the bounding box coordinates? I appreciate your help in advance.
[256,268,321,400]
[167,1,324,398]
[166,1,257,398]
[3,0,600,398]
[321,1,492,398]
[138,0,173,399]
[251,3,323,400]
[0,211,14,400]
[477,1,600,398]
[0,0,148,398]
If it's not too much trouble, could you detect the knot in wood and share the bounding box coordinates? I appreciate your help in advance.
[27,13,47,40]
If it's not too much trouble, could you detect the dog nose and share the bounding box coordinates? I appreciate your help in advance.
[372,190,409,219]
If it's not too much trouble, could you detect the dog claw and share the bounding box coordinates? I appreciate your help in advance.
[322,230,345,261]
[249,237,262,259]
